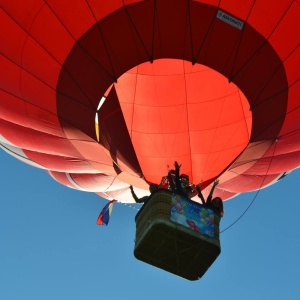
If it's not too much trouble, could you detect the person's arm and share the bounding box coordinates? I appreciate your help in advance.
[138,196,149,204]
[207,179,219,204]
[129,185,140,203]
[196,185,205,204]
[174,161,183,193]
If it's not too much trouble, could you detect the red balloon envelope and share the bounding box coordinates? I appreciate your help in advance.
[0,0,299,202]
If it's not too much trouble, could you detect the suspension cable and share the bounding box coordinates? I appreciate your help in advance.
[220,139,278,233]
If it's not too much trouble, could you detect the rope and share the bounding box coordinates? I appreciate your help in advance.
[119,202,141,211]
[220,139,278,234]
[220,188,259,233]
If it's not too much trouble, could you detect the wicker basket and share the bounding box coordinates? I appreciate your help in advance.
[134,190,221,280]
[135,189,172,243]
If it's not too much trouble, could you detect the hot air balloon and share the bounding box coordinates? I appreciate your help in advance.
[0,0,299,280]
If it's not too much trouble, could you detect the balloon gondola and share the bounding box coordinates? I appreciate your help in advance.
[134,185,221,280]
[0,0,299,279]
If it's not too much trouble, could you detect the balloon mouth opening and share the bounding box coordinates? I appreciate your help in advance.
[109,58,252,183]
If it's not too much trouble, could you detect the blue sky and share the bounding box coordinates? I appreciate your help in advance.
[1,149,299,300]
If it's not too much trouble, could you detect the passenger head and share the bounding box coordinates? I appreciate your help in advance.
[149,184,158,193]
[181,179,188,188]
[212,197,222,204]
[184,185,192,193]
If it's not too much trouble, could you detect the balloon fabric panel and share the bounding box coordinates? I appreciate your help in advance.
[0,0,299,202]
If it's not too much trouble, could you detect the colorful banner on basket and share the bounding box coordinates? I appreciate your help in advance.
[170,194,215,238]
